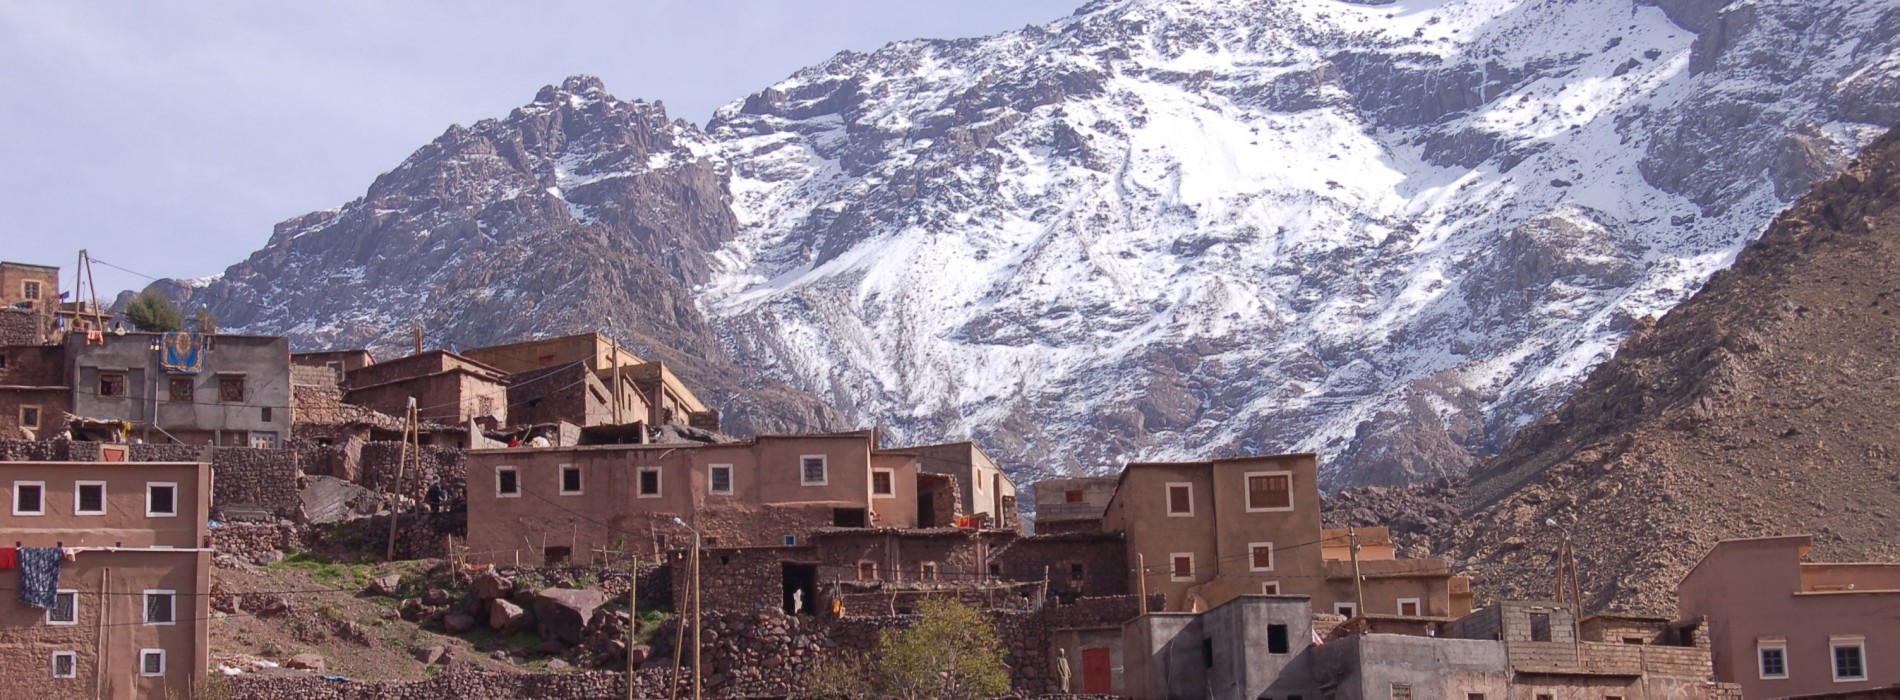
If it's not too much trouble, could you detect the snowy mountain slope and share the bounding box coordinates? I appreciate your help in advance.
[701,0,1900,487]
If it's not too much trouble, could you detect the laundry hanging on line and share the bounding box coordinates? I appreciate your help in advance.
[17,547,63,609]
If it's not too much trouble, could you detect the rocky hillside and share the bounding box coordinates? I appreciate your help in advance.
[1445,127,1900,614]
[161,0,1900,485]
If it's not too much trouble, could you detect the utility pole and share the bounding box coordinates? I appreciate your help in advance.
[387,399,415,561]
[626,552,638,700]
[1348,527,1365,619]
[1136,553,1148,615]
[609,330,623,426]
[413,321,423,356]
[692,530,702,700]
[1554,536,1567,607]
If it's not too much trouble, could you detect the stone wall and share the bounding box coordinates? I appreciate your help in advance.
[680,545,812,615]
[223,670,672,700]
[917,471,960,527]
[0,307,46,345]
[359,442,467,506]
[210,446,301,519]
[993,532,1130,600]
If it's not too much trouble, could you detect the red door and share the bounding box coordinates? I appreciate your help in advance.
[1082,647,1112,694]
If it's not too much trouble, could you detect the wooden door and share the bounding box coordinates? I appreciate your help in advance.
[1082,646,1112,694]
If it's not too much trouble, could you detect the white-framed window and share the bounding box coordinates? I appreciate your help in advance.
[248,431,278,449]
[50,650,75,679]
[1169,552,1195,581]
[1335,602,1358,618]
[558,464,583,495]
[13,480,45,516]
[1244,470,1294,512]
[800,455,828,486]
[143,590,176,625]
[23,280,42,301]
[1398,598,1422,616]
[47,589,78,625]
[1165,482,1193,517]
[146,482,178,517]
[708,464,733,495]
[1261,581,1281,595]
[1249,542,1275,571]
[871,468,895,497]
[139,648,165,676]
[637,467,662,498]
[495,467,520,498]
[1757,637,1788,680]
[920,561,939,581]
[74,481,106,516]
[1832,635,1867,682]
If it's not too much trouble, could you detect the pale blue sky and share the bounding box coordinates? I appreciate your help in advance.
[0,1,1081,296]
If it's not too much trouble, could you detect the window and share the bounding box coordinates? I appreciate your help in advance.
[1335,602,1358,618]
[1832,636,1867,682]
[800,455,828,485]
[1069,562,1085,580]
[1250,542,1275,571]
[99,371,126,398]
[248,431,278,449]
[871,469,894,497]
[989,563,1001,577]
[1758,639,1788,679]
[168,377,193,402]
[559,464,582,495]
[261,406,273,423]
[1623,637,1646,645]
[1246,471,1293,511]
[921,562,939,581]
[1530,612,1553,642]
[1166,483,1193,516]
[1534,695,1553,700]
[19,405,39,429]
[14,480,44,515]
[1262,582,1281,595]
[1468,695,1486,700]
[1065,489,1084,503]
[143,590,175,625]
[1170,553,1195,581]
[783,534,797,546]
[23,280,41,300]
[47,590,78,625]
[495,468,519,497]
[218,375,245,402]
[139,649,165,676]
[146,482,177,517]
[1390,683,1412,700]
[637,467,662,498]
[709,464,733,495]
[857,561,878,581]
[1398,598,1421,616]
[74,481,105,515]
[1203,638,1214,668]
[50,651,75,679]
[1268,623,1290,654]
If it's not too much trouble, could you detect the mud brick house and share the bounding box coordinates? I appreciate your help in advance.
[340,350,507,428]
[0,261,59,310]
[1,344,68,439]
[1030,475,1117,534]
[289,349,375,385]
[1098,453,1468,616]
[464,431,926,566]
[68,332,291,447]
[1678,535,1899,698]
[463,333,713,431]
[908,441,1019,529]
[0,460,213,699]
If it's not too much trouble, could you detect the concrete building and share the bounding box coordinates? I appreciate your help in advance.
[1101,453,1468,616]
[289,349,376,385]
[908,441,1019,529]
[1,344,67,439]
[464,431,925,565]
[67,332,291,447]
[1678,535,1899,698]
[0,460,213,699]
[340,350,507,428]
[1030,476,1117,535]
[463,333,714,431]
[1125,595,1320,700]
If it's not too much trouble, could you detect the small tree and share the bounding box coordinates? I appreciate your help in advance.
[191,306,219,334]
[124,290,185,332]
[804,597,1010,700]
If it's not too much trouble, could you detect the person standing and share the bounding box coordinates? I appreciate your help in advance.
[1055,647,1072,693]
[425,480,445,514]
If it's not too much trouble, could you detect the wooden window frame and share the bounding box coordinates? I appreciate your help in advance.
[1165,482,1193,517]
[800,455,828,486]
[1244,470,1295,513]
[1249,542,1275,571]
[1169,552,1195,582]
[870,468,895,498]
[708,464,733,495]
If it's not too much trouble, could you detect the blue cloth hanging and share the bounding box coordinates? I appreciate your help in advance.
[17,547,61,609]
[160,332,205,374]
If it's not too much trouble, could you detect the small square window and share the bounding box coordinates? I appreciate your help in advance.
[1832,639,1867,682]
[51,650,75,679]
[988,563,1001,576]
[219,375,245,402]
[783,534,797,546]
[1064,489,1084,503]
[709,465,733,495]
[559,465,582,495]
[1250,542,1275,571]
[1069,562,1085,579]
[143,590,175,625]
[1398,598,1421,616]
[1759,643,1788,679]
[99,372,126,398]
[857,561,878,581]
[14,481,45,515]
[168,377,193,402]
[1268,623,1290,654]
[1390,683,1412,700]
[638,467,662,498]
[47,590,78,625]
[146,483,177,517]
[75,482,105,515]
[1166,483,1193,516]
[496,468,519,497]
[139,649,165,676]
[261,406,273,422]
[1170,553,1194,581]
[871,469,894,497]
[19,405,40,428]
[800,456,828,485]
[1335,602,1358,618]
[249,431,279,449]
[921,562,939,581]
[1262,581,1281,595]
[23,280,42,301]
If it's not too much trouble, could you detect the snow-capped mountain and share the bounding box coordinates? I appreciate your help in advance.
[700,0,1900,487]
[171,0,1900,488]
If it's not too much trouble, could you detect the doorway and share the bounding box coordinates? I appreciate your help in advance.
[781,562,818,616]
[1082,647,1112,694]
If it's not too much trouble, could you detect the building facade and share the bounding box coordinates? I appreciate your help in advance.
[67,333,291,447]
[1,344,68,439]
[1030,476,1117,535]
[0,460,212,699]
[910,441,1019,529]
[340,350,508,427]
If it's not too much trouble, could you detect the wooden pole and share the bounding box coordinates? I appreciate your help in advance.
[387,402,414,561]
[668,554,687,700]
[692,533,703,700]
[1349,527,1366,619]
[627,552,639,700]
[1136,553,1148,615]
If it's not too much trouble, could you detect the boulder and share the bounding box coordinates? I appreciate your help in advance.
[443,612,479,634]
[368,573,402,597]
[531,587,607,645]
[285,653,325,671]
[413,645,447,665]
[546,658,571,671]
[488,598,534,632]
[399,598,426,621]
[473,572,513,600]
[422,588,454,606]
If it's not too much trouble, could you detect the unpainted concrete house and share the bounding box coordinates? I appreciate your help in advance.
[67,332,291,447]
[0,460,213,699]
[1030,475,1117,535]
[1678,535,1900,698]
[339,350,507,428]
[462,333,715,432]
[909,441,1019,529]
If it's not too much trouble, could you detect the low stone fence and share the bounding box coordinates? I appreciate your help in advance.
[211,514,467,563]
[222,670,675,700]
